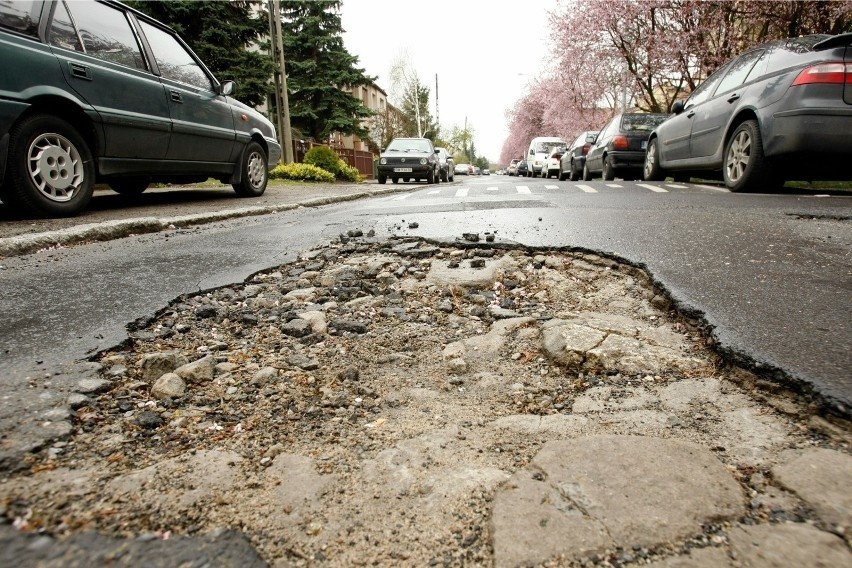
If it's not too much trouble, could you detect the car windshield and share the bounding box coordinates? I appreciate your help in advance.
[535,141,563,153]
[621,114,669,132]
[386,139,432,153]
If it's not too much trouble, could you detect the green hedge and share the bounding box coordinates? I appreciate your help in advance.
[269,163,335,182]
[304,146,362,182]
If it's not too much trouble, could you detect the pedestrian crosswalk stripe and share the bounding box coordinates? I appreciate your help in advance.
[637,183,667,193]
[393,193,411,200]
[486,187,499,192]
[455,187,469,197]
[666,184,687,189]
[427,190,440,195]
[576,184,597,193]
[517,186,531,194]
[545,185,559,189]
[606,184,622,188]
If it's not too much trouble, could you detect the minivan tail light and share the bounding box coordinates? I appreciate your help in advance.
[612,135,628,150]
[791,62,851,86]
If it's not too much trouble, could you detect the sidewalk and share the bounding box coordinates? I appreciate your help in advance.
[0,179,413,257]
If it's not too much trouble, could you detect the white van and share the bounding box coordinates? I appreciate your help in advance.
[527,137,566,177]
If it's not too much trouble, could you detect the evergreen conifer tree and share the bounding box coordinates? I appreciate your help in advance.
[278,0,376,142]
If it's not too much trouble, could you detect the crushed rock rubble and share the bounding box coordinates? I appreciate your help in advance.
[1,237,850,567]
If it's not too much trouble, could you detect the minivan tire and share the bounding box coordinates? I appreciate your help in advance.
[3,114,95,217]
[232,141,268,197]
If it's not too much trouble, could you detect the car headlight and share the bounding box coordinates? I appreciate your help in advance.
[380,158,387,165]
[420,158,427,165]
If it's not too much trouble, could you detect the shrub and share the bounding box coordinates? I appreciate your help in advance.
[304,146,342,175]
[304,145,363,182]
[269,163,335,182]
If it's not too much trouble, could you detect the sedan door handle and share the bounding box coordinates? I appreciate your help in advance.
[69,62,91,80]
[170,90,182,103]
[727,93,740,103]
[686,111,695,118]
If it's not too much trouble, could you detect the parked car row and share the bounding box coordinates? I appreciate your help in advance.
[548,31,852,192]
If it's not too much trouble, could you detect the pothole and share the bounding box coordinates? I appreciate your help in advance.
[2,237,849,566]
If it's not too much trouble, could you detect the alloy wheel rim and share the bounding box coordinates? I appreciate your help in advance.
[726,130,750,183]
[27,133,84,203]
[247,151,266,189]
[644,142,655,178]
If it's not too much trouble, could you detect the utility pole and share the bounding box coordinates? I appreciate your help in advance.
[270,0,293,163]
[435,73,439,132]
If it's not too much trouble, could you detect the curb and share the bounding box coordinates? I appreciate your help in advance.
[0,185,413,258]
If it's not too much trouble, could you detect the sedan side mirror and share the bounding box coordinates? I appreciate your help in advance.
[586,134,597,143]
[219,80,236,96]
[671,101,685,114]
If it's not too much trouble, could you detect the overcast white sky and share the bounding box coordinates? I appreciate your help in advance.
[340,0,560,163]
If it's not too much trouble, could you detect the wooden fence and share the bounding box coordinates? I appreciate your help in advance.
[291,141,375,179]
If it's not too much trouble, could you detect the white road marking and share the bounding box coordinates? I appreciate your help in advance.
[606,184,622,188]
[516,186,532,194]
[696,184,729,192]
[545,185,559,190]
[393,193,411,200]
[486,186,499,192]
[455,187,469,197]
[637,183,668,193]
[576,184,597,193]
[666,184,688,189]
[427,190,440,195]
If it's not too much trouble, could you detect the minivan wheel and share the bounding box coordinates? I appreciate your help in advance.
[3,114,95,217]
[724,120,765,193]
[643,138,666,181]
[233,141,268,197]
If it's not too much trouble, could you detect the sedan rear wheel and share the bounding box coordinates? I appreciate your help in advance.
[602,155,615,181]
[570,160,580,181]
[582,162,592,181]
[724,120,766,193]
[233,141,268,197]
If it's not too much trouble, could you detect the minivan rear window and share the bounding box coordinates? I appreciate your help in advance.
[0,0,43,37]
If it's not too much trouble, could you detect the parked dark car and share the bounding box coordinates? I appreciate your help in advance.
[559,131,598,181]
[435,147,455,182]
[0,0,282,217]
[584,113,669,181]
[516,159,530,177]
[378,137,440,184]
[644,33,852,191]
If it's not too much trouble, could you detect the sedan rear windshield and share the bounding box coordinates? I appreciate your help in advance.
[621,114,669,132]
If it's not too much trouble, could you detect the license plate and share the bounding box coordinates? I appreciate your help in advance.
[394,167,413,173]
[641,140,648,150]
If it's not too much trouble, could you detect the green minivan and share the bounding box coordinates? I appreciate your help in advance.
[0,0,282,217]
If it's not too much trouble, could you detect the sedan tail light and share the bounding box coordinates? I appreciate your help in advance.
[581,143,591,155]
[791,62,852,85]
[612,135,629,150]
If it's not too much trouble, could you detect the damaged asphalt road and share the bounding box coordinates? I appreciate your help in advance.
[2,238,850,566]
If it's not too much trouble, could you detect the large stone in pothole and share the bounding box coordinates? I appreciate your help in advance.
[423,254,519,288]
[139,351,188,382]
[491,435,743,567]
[589,334,702,374]
[729,523,852,567]
[174,355,215,384]
[772,448,852,533]
[445,317,536,364]
[541,322,606,368]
